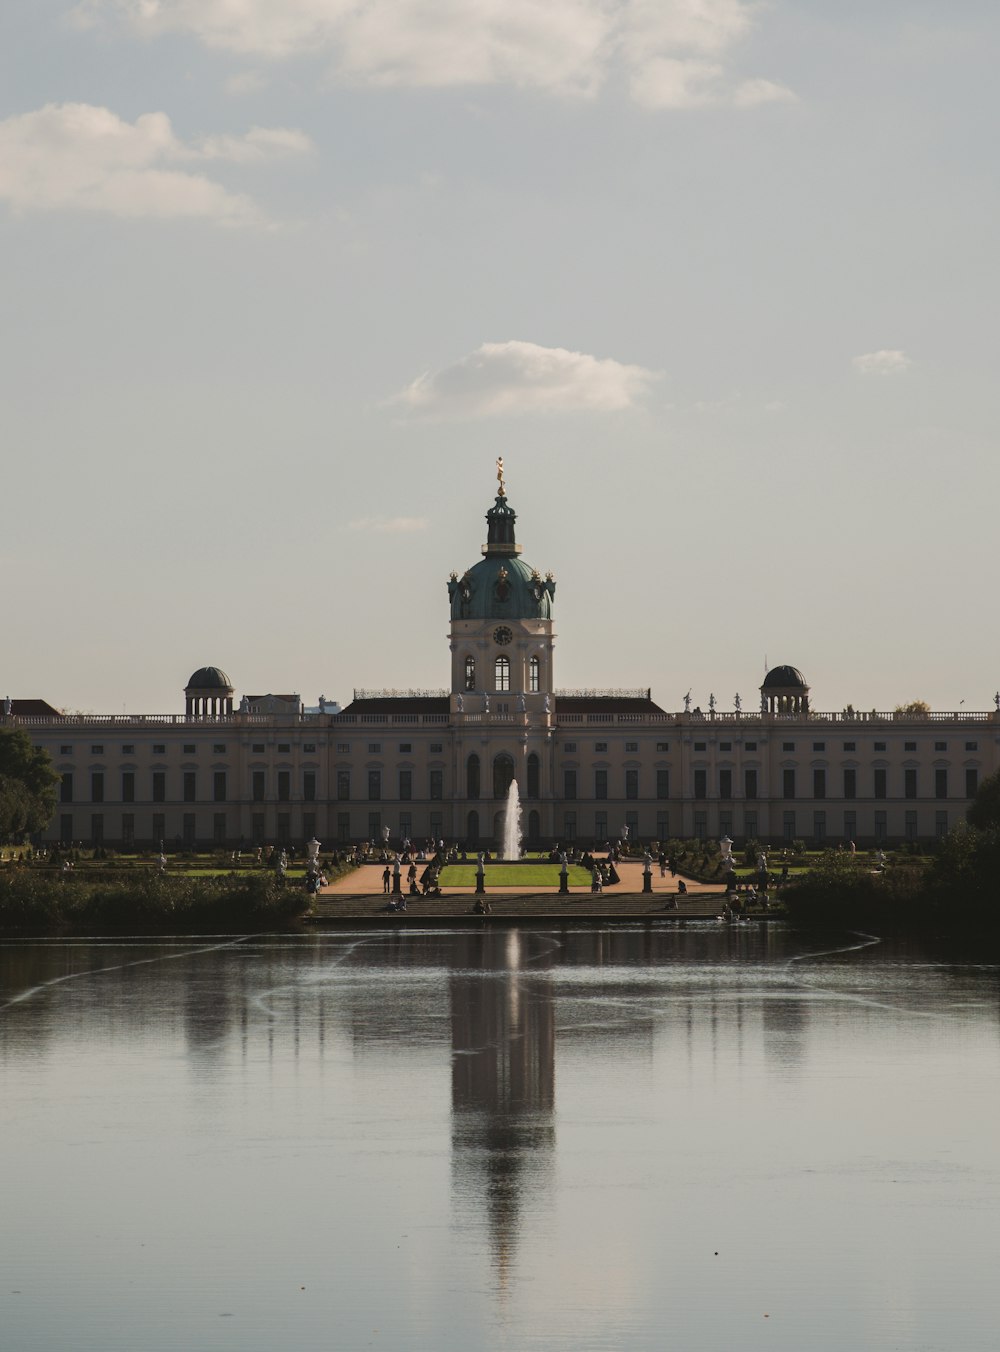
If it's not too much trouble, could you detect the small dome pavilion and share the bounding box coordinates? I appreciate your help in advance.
[185,666,234,717]
[760,664,810,715]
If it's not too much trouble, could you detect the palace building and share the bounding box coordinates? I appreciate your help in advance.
[5,470,997,850]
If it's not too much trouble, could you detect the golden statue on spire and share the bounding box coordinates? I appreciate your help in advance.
[496,456,506,497]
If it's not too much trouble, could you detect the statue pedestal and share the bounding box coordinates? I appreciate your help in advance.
[642,872,653,894]
[559,874,569,895]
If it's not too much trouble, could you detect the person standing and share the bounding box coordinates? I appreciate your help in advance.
[382,865,391,894]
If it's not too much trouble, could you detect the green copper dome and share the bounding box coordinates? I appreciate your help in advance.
[448,492,556,621]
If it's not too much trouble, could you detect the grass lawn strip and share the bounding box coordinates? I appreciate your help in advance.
[439,863,592,887]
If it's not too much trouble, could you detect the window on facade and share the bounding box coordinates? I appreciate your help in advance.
[121,744,134,756]
[214,813,227,846]
[91,772,104,803]
[213,743,226,754]
[595,742,608,753]
[745,811,758,839]
[278,744,290,754]
[152,770,166,803]
[813,811,826,842]
[398,744,411,754]
[720,742,732,752]
[399,813,412,842]
[719,769,732,799]
[656,769,669,799]
[252,771,265,802]
[694,769,707,800]
[467,754,480,800]
[60,773,73,803]
[625,769,639,800]
[813,769,826,800]
[965,742,978,752]
[464,656,476,690]
[812,742,825,752]
[874,742,886,752]
[183,772,196,802]
[337,812,350,843]
[563,811,577,841]
[904,768,917,799]
[934,742,947,752]
[565,743,577,753]
[278,771,291,802]
[527,754,540,799]
[595,769,608,800]
[745,769,757,800]
[903,810,917,840]
[783,811,796,841]
[368,770,381,801]
[368,743,381,754]
[183,744,195,755]
[625,810,638,839]
[935,768,948,799]
[529,656,540,693]
[782,743,795,752]
[656,812,669,841]
[122,772,135,803]
[843,742,856,752]
[399,770,412,801]
[303,771,316,802]
[303,743,316,754]
[494,655,510,691]
[844,811,856,841]
[693,812,707,841]
[656,742,669,752]
[430,743,443,753]
[91,813,104,845]
[152,744,165,755]
[91,745,104,755]
[60,745,72,755]
[336,743,350,753]
[874,768,886,799]
[277,813,291,843]
[564,769,577,800]
[626,742,638,753]
[966,768,979,798]
[152,813,165,845]
[595,811,608,841]
[904,742,916,752]
[430,770,443,800]
[783,769,796,799]
[935,811,948,837]
[213,772,227,803]
[745,742,757,752]
[843,769,856,799]
[252,743,265,754]
[694,742,706,752]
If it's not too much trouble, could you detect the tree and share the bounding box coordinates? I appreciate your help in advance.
[967,769,1000,831]
[0,728,59,842]
[894,700,931,716]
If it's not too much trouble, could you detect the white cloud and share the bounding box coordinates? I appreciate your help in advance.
[853,349,911,376]
[77,0,793,108]
[349,516,429,532]
[396,340,659,418]
[0,103,310,223]
[224,71,273,97]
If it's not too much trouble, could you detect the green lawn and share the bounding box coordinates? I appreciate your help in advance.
[439,863,593,887]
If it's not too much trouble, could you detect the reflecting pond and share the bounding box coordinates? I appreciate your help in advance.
[2,924,1000,1350]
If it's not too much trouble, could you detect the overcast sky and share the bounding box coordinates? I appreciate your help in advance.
[3,1,998,715]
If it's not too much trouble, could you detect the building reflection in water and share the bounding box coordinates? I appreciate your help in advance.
[449,929,555,1288]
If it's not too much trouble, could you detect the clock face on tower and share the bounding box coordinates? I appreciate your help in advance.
[493,625,513,646]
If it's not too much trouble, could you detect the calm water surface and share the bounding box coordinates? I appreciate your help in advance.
[2,924,999,1351]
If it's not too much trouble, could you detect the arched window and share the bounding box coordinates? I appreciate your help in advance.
[464,656,476,690]
[529,655,540,693]
[527,810,540,844]
[526,752,540,799]
[467,810,479,844]
[467,753,480,800]
[494,655,510,691]
[493,753,515,801]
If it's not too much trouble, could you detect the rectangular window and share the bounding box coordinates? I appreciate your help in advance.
[368,743,381,754]
[429,770,443,800]
[303,813,316,841]
[121,814,134,846]
[152,771,166,803]
[744,769,757,800]
[303,771,316,802]
[368,770,381,801]
[152,813,165,846]
[564,770,577,800]
[183,744,195,755]
[935,810,948,837]
[213,743,226,754]
[842,741,856,752]
[563,811,576,841]
[693,769,707,800]
[213,772,227,803]
[121,744,134,756]
[843,769,856,800]
[719,811,732,838]
[625,810,638,839]
[782,742,795,752]
[399,770,412,801]
[595,769,608,800]
[182,813,196,848]
[183,771,196,802]
[935,768,948,800]
[278,770,291,802]
[91,772,104,803]
[399,812,411,842]
[91,813,104,845]
[813,811,826,843]
[304,744,316,754]
[966,768,979,798]
[337,812,350,843]
[874,811,887,844]
[430,744,443,753]
[595,742,608,753]
[744,810,757,840]
[905,810,917,841]
[152,744,165,755]
[719,769,732,799]
[122,771,135,803]
[252,771,265,802]
[813,769,826,800]
[904,741,917,752]
[904,768,917,799]
[214,813,227,845]
[252,743,265,754]
[60,772,73,804]
[965,741,978,752]
[874,742,886,752]
[745,742,757,752]
[656,812,668,841]
[782,810,796,841]
[812,742,825,752]
[874,768,887,799]
[278,743,291,754]
[625,769,639,800]
[336,743,350,753]
[625,742,638,753]
[782,769,796,800]
[337,771,350,801]
[694,742,706,752]
[656,769,669,799]
[430,811,443,840]
[398,743,411,754]
[934,742,947,752]
[844,811,856,842]
[693,812,707,841]
[252,813,265,844]
[60,745,72,755]
[277,813,290,842]
[91,745,104,755]
[595,811,607,842]
[719,742,732,752]
[564,743,577,753]
[656,742,669,752]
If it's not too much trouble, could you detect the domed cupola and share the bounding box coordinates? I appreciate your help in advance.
[760,664,810,714]
[447,459,556,622]
[185,666,234,717]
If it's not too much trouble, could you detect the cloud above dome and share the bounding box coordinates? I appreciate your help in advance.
[396,340,660,419]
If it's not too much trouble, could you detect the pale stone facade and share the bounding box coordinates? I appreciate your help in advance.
[6,480,997,850]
